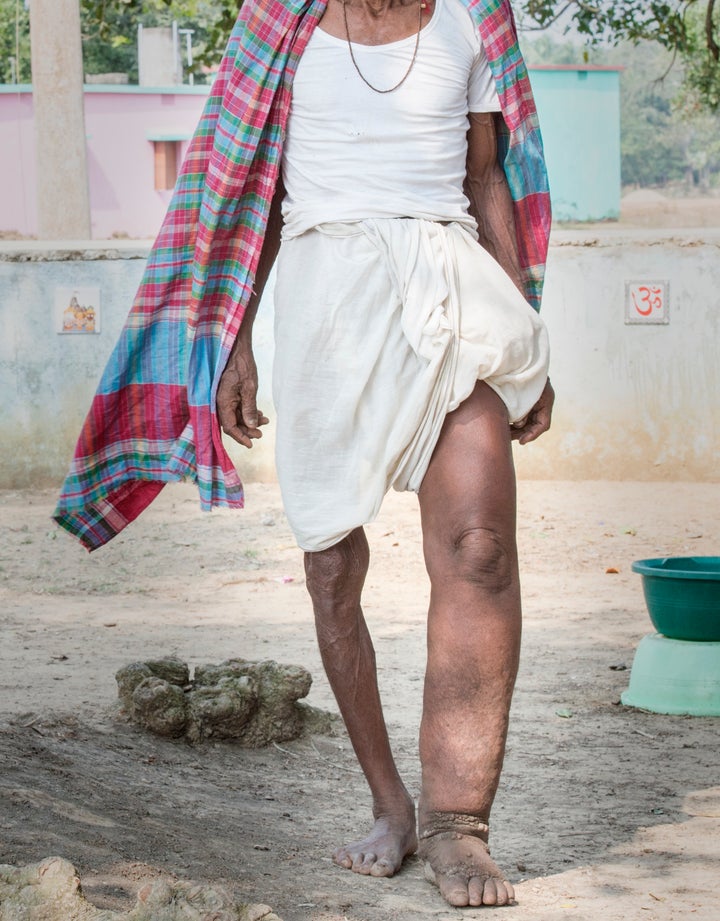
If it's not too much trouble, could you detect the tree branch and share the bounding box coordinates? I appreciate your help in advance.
[707,0,719,60]
[520,2,575,31]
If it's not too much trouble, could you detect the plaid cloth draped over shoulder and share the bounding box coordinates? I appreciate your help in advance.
[53,0,551,551]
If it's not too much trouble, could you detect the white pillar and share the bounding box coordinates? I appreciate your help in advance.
[29,0,91,239]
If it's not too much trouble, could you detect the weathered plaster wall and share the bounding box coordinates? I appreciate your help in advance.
[1,230,718,491]
[0,243,146,487]
[516,228,720,481]
[0,241,277,489]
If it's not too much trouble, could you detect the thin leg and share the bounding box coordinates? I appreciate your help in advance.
[417,380,520,907]
[304,528,417,877]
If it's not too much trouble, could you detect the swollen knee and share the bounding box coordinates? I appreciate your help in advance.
[450,527,515,593]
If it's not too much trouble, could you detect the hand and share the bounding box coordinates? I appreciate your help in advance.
[510,378,554,445]
[216,339,269,448]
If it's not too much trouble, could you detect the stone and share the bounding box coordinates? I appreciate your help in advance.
[116,657,337,748]
[115,663,153,713]
[239,660,312,748]
[131,678,189,738]
[186,675,257,744]
[144,657,190,687]
[192,659,312,747]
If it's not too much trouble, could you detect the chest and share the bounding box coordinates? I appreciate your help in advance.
[317,0,433,45]
[293,7,477,123]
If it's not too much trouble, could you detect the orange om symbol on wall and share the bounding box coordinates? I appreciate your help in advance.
[631,285,663,317]
[626,282,669,324]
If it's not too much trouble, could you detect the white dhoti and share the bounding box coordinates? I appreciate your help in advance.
[273,218,549,552]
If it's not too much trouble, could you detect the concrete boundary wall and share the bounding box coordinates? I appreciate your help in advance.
[1,230,718,491]
[529,228,720,482]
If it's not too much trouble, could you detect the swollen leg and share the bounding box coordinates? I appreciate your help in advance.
[305,529,416,877]
[417,382,520,906]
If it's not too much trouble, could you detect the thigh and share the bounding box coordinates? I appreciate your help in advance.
[418,380,517,568]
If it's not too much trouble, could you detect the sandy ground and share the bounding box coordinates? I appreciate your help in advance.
[615,191,720,229]
[0,478,719,920]
[560,190,720,231]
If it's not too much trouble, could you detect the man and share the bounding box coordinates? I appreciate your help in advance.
[216,0,553,907]
[54,0,552,909]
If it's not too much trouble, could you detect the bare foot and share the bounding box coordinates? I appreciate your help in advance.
[333,808,418,878]
[418,813,515,907]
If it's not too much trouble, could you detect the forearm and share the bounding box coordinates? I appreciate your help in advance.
[466,169,523,294]
[235,175,285,347]
[464,113,523,295]
[217,176,283,445]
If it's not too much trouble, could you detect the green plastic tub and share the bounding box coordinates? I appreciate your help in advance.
[631,557,720,642]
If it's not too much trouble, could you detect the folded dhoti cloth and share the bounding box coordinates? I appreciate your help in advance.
[273,217,549,551]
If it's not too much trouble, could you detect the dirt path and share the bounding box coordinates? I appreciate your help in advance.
[1,480,718,920]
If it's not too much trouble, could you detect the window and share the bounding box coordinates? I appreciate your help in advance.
[153,140,179,191]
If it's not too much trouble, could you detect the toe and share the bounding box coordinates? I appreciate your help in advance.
[333,848,353,870]
[494,882,510,907]
[370,857,395,878]
[501,878,515,905]
[422,860,438,885]
[467,876,485,906]
[437,873,470,908]
[482,878,498,905]
[353,852,374,874]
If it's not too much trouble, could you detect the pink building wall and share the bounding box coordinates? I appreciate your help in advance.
[0,85,209,239]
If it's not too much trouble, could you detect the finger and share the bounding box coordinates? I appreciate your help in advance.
[514,382,554,445]
[518,415,549,444]
[509,414,530,441]
[217,407,244,443]
[217,403,254,448]
[221,423,254,449]
[230,418,267,446]
[244,409,270,436]
[527,399,553,441]
[239,421,265,441]
[239,382,259,430]
[216,399,250,448]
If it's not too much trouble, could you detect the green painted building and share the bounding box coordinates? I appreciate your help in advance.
[529,65,623,223]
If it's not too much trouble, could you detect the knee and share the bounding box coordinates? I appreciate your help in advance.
[304,532,369,608]
[430,526,516,594]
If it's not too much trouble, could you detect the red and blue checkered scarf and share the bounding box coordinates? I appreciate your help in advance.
[53,0,551,550]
